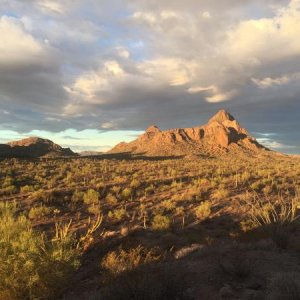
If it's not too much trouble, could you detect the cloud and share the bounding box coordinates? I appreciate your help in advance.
[37,0,65,14]
[0,0,299,155]
[257,137,296,150]
[0,16,52,67]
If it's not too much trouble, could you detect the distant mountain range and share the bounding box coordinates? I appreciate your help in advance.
[109,110,270,157]
[0,110,272,159]
[0,137,76,158]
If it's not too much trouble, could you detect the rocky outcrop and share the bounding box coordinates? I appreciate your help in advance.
[0,137,76,158]
[109,110,269,157]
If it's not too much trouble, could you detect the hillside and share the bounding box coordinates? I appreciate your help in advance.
[0,137,76,158]
[109,110,269,157]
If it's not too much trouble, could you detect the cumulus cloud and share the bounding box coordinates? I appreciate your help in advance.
[0,0,299,153]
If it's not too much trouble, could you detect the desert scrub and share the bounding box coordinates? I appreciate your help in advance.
[83,189,99,205]
[212,188,230,200]
[108,207,128,221]
[130,178,141,189]
[121,187,132,199]
[247,195,299,227]
[106,193,118,205]
[0,202,80,300]
[151,214,171,231]
[195,201,212,221]
[250,181,264,192]
[20,185,34,194]
[160,199,176,212]
[28,205,53,220]
[71,189,84,203]
[241,194,299,248]
[101,245,161,276]
[87,203,101,215]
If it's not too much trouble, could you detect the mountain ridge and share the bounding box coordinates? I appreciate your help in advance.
[108,109,269,157]
[0,136,76,158]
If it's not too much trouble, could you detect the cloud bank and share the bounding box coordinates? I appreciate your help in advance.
[0,0,299,152]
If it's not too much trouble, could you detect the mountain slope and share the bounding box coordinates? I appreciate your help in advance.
[0,137,76,158]
[108,110,269,157]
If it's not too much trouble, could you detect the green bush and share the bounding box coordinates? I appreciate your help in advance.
[28,205,53,220]
[83,189,99,205]
[0,202,80,299]
[121,188,132,199]
[195,201,211,221]
[71,189,84,203]
[212,188,230,200]
[151,214,171,231]
[20,185,34,194]
[108,207,128,221]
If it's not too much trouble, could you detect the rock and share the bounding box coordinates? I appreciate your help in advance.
[245,278,263,290]
[174,243,204,259]
[242,289,264,300]
[108,109,269,157]
[219,285,237,299]
[120,226,129,236]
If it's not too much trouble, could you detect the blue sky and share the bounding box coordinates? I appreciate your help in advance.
[0,0,299,153]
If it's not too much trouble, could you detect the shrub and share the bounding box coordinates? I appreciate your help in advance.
[87,204,101,215]
[83,189,99,205]
[121,188,132,199]
[251,181,264,191]
[20,185,34,194]
[151,214,171,231]
[212,188,230,200]
[106,193,118,205]
[71,189,84,203]
[195,201,211,221]
[108,207,127,221]
[247,195,299,227]
[28,205,53,220]
[160,199,176,212]
[130,179,141,189]
[101,245,161,276]
[0,202,80,299]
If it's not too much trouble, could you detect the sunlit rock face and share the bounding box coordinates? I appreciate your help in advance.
[108,110,268,157]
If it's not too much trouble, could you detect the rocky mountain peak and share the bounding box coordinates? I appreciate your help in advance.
[8,137,53,147]
[108,110,269,157]
[145,125,161,133]
[1,137,76,158]
[208,109,235,124]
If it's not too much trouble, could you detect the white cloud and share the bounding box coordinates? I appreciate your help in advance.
[116,46,130,58]
[138,58,195,86]
[37,0,65,14]
[206,89,239,103]
[0,16,45,65]
[257,137,296,150]
[252,76,290,89]
[202,11,211,19]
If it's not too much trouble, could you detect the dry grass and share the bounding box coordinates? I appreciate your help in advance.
[101,245,161,276]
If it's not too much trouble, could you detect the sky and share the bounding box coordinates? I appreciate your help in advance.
[0,0,299,153]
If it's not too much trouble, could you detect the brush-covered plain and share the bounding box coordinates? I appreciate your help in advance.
[1,155,300,299]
